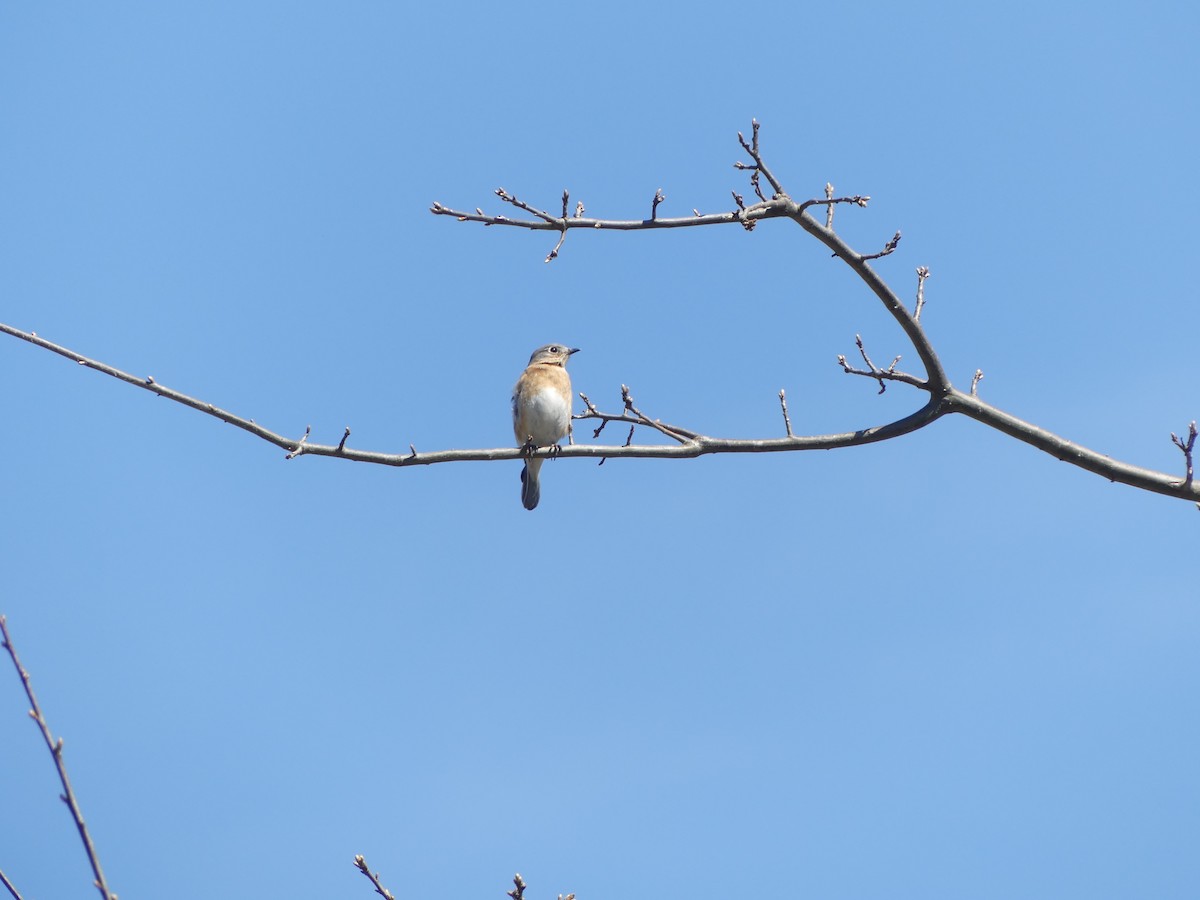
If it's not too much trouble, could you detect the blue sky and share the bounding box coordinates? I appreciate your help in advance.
[2,3,1198,899]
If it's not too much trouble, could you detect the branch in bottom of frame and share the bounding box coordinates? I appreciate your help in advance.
[1,616,117,900]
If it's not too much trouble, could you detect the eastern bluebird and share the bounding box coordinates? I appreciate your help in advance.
[512,343,579,510]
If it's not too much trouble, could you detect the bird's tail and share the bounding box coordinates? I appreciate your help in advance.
[520,459,542,510]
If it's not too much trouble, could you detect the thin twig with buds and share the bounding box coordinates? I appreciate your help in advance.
[1170,421,1197,487]
[914,267,930,321]
[1,867,25,900]
[1,617,116,900]
[779,389,794,437]
[861,230,902,262]
[353,855,396,900]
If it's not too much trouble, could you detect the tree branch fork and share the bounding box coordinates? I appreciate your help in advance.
[3,120,1196,503]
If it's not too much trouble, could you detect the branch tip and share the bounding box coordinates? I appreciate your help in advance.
[915,266,931,321]
[779,389,794,437]
[861,230,902,262]
[353,854,397,900]
[1170,420,1197,487]
[651,188,665,221]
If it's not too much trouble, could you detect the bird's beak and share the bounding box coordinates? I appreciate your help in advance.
[568,348,581,355]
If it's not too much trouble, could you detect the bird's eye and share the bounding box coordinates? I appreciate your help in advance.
[549,346,560,353]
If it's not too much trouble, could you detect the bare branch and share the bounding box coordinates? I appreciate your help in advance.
[945,391,1200,500]
[0,322,316,456]
[285,425,312,460]
[495,188,557,223]
[1,617,116,900]
[779,389,793,437]
[431,199,787,232]
[337,427,351,453]
[5,121,1197,503]
[651,188,665,221]
[971,369,984,396]
[914,266,930,322]
[837,334,925,393]
[620,383,697,444]
[353,855,396,900]
[508,873,527,900]
[861,230,902,262]
[1170,421,1197,487]
[797,193,871,218]
[545,225,568,263]
[1,868,24,900]
[735,117,786,197]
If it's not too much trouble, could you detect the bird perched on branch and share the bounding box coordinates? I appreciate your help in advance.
[512,343,579,510]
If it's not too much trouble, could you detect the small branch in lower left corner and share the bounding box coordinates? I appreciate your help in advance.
[1,865,25,900]
[1,616,117,900]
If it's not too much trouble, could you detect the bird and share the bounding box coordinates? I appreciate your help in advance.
[511,343,579,510]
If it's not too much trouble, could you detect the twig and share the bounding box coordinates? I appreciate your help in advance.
[284,425,312,460]
[914,267,930,322]
[971,369,984,396]
[545,225,568,263]
[779,389,794,437]
[0,868,24,900]
[0,322,314,457]
[337,427,351,453]
[861,230,902,262]
[0,617,116,900]
[836,334,917,394]
[797,193,871,218]
[734,118,786,197]
[651,188,665,221]
[729,191,757,232]
[508,874,527,900]
[620,384,697,443]
[1170,421,1197,487]
[540,190,572,262]
[494,188,557,223]
[824,182,835,229]
[431,199,777,232]
[353,855,396,900]
[855,334,889,394]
